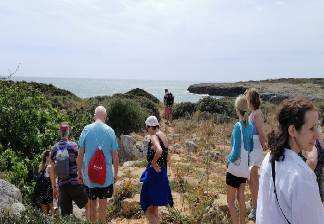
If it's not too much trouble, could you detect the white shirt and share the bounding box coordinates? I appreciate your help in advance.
[256,149,324,224]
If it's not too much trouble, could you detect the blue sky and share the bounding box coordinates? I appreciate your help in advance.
[0,0,323,81]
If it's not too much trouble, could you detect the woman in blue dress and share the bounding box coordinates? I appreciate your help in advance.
[140,116,173,224]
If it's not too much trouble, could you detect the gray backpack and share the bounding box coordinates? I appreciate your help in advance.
[55,144,70,179]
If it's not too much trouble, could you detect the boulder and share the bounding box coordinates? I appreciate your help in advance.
[119,135,146,161]
[123,161,136,167]
[0,179,25,217]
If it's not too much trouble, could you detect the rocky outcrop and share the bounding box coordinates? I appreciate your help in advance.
[187,78,324,104]
[260,92,289,104]
[119,135,149,161]
[0,179,25,217]
[188,84,247,97]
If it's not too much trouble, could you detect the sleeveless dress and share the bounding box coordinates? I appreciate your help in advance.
[249,111,264,167]
[140,135,174,212]
[314,140,324,202]
[33,165,53,206]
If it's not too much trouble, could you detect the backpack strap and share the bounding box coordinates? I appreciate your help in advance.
[271,159,291,224]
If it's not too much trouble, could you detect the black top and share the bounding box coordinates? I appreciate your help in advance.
[147,135,168,167]
[314,140,324,201]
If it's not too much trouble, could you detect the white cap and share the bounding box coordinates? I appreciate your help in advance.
[145,116,159,126]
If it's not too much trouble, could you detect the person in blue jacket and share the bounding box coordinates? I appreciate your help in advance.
[226,95,253,224]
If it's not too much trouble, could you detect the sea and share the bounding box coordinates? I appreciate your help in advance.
[13,76,215,103]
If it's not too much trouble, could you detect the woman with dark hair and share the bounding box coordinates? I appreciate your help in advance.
[140,116,173,224]
[33,150,54,215]
[256,97,324,224]
[245,88,267,220]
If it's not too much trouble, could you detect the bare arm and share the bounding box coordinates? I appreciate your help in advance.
[112,151,119,182]
[151,135,163,172]
[77,148,85,183]
[254,111,267,150]
[49,162,56,189]
[306,146,318,170]
[49,154,58,199]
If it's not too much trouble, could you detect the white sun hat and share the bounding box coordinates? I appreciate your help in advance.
[145,116,159,126]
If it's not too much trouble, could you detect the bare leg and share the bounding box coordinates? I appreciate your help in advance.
[145,206,156,224]
[227,186,239,224]
[88,199,98,223]
[248,166,259,209]
[237,184,246,224]
[98,198,108,223]
[153,206,159,223]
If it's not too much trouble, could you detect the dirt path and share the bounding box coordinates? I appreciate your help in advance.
[108,108,256,223]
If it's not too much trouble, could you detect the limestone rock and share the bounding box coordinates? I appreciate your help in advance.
[119,135,146,161]
[0,179,25,217]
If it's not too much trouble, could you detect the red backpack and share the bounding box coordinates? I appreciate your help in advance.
[88,147,106,185]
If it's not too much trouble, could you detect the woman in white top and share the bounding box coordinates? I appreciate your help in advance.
[245,88,267,221]
[256,97,324,224]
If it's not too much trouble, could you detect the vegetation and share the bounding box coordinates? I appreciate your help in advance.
[0,206,89,224]
[107,98,147,136]
[0,80,159,206]
[173,97,235,120]
[0,78,323,223]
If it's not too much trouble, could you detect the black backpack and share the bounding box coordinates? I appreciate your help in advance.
[165,93,174,106]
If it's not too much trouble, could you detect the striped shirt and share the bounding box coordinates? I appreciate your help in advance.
[50,138,79,187]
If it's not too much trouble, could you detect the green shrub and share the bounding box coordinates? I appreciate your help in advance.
[107,98,147,136]
[126,88,160,104]
[136,96,160,121]
[0,82,67,159]
[197,97,235,117]
[173,102,197,119]
[112,93,160,121]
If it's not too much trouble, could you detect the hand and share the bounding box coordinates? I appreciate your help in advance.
[53,187,59,200]
[152,162,161,173]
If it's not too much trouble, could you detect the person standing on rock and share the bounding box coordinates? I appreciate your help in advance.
[163,89,174,125]
[50,122,88,216]
[245,88,267,221]
[78,106,119,223]
[140,115,173,224]
[226,95,253,224]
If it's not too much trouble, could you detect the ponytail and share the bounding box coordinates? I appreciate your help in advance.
[242,111,249,125]
[269,129,288,163]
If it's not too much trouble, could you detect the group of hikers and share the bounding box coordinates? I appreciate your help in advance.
[34,106,118,223]
[226,88,324,224]
[32,87,324,224]
[33,103,173,223]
